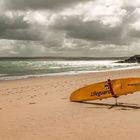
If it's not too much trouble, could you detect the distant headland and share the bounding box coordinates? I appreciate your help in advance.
[118,55,140,63]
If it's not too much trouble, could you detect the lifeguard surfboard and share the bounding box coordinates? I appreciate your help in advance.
[70,78,140,102]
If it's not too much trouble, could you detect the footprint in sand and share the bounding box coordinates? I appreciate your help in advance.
[29,102,36,105]
[30,95,37,98]
[61,98,67,100]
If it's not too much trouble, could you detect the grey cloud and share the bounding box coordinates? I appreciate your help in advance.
[0,0,140,57]
[123,6,136,13]
[50,5,140,45]
[0,14,28,31]
[4,0,89,10]
[129,29,140,38]
[67,21,122,42]
[51,16,125,44]
[1,0,137,43]
[0,40,47,57]
[0,13,45,41]
[1,28,42,41]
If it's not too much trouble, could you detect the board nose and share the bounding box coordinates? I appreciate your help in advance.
[70,92,78,102]
[70,90,84,102]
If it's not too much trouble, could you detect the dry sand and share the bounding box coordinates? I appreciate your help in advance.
[0,68,140,140]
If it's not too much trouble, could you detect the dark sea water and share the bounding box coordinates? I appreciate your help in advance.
[0,58,139,80]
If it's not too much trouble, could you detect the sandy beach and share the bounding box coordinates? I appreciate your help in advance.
[0,68,140,140]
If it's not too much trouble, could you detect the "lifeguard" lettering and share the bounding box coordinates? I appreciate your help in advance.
[91,90,110,97]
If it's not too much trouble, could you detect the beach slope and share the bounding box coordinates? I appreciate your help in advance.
[0,69,140,140]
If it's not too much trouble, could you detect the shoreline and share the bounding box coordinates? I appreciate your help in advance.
[0,66,140,81]
[0,68,140,140]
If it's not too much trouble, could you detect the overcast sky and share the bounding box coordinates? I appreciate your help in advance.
[0,0,140,57]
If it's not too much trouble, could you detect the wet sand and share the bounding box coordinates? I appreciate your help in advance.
[0,68,140,140]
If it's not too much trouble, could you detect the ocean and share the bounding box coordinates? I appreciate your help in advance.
[0,58,139,80]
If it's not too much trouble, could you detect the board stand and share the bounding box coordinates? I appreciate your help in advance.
[108,79,119,106]
[115,97,118,106]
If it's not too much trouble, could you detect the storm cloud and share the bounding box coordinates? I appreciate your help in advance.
[4,0,89,10]
[0,0,140,57]
[51,16,124,44]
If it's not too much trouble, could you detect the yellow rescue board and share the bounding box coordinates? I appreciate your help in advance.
[70,78,140,102]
